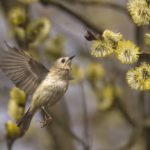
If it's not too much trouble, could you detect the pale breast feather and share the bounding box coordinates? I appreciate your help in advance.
[44,75,68,91]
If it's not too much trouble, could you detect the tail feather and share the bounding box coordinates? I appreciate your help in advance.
[17,107,33,133]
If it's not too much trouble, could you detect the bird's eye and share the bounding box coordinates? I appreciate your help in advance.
[61,58,65,63]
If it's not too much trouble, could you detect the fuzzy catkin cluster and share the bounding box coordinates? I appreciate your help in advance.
[91,30,140,64]
[127,0,150,26]
[8,6,51,49]
[5,88,27,141]
[127,63,150,90]
[89,29,150,91]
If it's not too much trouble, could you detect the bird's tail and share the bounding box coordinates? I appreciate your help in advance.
[17,107,34,133]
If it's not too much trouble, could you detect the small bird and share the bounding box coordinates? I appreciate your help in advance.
[0,43,75,133]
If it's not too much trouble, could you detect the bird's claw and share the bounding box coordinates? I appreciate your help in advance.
[40,115,53,128]
[40,120,48,128]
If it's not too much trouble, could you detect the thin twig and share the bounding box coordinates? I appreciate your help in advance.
[116,97,136,127]
[135,27,144,47]
[80,81,90,150]
[51,113,88,147]
[141,51,150,55]
[40,0,103,34]
[118,126,143,150]
[62,0,127,15]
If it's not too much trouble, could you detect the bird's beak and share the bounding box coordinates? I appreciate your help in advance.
[69,56,75,60]
[66,56,75,70]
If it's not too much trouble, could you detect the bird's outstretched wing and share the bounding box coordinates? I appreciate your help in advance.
[0,43,49,95]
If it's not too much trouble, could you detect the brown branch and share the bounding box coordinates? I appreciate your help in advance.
[135,26,144,47]
[49,112,88,147]
[79,82,90,150]
[118,126,143,150]
[139,52,150,64]
[42,99,76,150]
[144,127,150,150]
[115,98,136,127]
[141,52,150,55]
[61,0,127,15]
[40,0,103,34]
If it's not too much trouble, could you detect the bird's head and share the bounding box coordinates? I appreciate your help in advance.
[53,56,75,70]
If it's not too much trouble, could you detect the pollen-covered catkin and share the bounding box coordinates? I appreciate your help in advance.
[127,0,150,26]
[115,40,140,64]
[126,62,150,90]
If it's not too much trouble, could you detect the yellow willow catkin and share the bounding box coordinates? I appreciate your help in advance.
[126,62,150,90]
[115,40,140,64]
[91,39,114,57]
[127,0,150,26]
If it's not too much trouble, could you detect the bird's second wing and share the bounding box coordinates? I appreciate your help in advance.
[0,44,49,95]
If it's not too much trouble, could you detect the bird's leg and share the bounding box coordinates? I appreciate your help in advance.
[40,106,53,128]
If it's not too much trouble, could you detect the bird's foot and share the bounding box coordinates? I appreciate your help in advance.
[40,115,53,128]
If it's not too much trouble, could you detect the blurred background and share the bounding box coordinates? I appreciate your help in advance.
[0,0,150,150]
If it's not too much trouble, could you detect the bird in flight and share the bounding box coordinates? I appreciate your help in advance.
[0,43,75,133]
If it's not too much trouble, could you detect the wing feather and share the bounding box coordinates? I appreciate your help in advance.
[0,44,49,94]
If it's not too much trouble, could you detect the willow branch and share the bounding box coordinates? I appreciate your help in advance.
[41,0,103,34]
[62,0,127,15]
[51,113,87,147]
[118,126,142,150]
[80,82,90,150]
[135,26,144,47]
[116,98,136,127]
